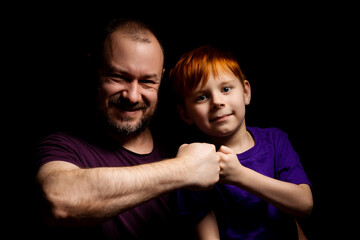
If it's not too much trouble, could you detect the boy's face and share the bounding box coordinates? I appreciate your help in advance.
[180,70,251,138]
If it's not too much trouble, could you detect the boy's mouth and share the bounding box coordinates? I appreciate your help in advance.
[209,113,233,122]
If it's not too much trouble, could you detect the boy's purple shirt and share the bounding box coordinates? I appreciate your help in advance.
[177,127,312,240]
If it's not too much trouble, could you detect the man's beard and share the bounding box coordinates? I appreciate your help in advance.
[105,110,154,136]
[102,97,156,137]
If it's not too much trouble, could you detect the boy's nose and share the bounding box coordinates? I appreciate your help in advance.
[211,94,225,110]
[212,102,225,110]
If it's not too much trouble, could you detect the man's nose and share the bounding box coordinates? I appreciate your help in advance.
[121,81,141,103]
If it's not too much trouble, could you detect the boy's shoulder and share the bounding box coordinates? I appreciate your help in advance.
[247,126,291,149]
[247,127,294,155]
[247,126,288,138]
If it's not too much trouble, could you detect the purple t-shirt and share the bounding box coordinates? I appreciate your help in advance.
[34,131,190,240]
[177,127,312,240]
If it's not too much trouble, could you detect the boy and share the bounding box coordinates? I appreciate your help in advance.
[169,45,313,239]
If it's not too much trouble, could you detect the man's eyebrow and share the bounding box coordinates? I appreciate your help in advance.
[104,67,160,81]
[142,73,160,81]
[103,66,123,74]
[105,66,130,75]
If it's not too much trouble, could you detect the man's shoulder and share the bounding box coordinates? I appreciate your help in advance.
[35,130,108,167]
[40,131,89,147]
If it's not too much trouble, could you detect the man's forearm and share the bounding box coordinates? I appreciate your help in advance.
[38,159,189,226]
[37,142,220,226]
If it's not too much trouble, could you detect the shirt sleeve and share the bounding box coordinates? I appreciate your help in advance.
[34,132,84,169]
[274,129,312,187]
[177,189,213,224]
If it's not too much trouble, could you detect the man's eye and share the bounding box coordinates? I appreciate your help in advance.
[140,79,156,85]
[139,80,158,89]
[112,76,123,82]
[107,74,124,81]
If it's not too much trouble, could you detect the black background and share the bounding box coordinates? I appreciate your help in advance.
[6,2,356,239]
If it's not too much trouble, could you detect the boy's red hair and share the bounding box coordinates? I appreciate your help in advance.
[169,45,246,104]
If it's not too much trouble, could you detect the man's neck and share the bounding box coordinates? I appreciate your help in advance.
[111,128,154,154]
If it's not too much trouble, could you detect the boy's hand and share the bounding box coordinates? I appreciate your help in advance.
[217,145,244,185]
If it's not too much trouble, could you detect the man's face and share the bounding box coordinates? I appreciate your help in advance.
[97,31,164,136]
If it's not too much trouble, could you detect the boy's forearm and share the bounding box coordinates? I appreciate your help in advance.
[233,166,313,217]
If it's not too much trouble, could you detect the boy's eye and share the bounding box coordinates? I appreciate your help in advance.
[222,87,231,93]
[195,95,207,102]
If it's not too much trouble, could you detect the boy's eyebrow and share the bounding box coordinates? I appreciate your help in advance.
[219,78,238,84]
[219,81,233,85]
[190,78,238,94]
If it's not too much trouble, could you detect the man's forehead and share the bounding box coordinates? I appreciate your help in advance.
[106,32,163,59]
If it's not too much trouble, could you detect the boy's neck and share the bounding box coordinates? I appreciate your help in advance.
[211,125,254,154]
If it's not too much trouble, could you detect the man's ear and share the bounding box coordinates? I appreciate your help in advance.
[177,104,194,125]
[244,80,251,105]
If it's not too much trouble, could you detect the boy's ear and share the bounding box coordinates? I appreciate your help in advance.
[177,104,194,125]
[244,80,251,105]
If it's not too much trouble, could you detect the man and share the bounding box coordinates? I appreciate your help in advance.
[34,18,220,239]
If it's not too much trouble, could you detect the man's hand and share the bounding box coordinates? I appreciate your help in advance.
[176,143,220,190]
